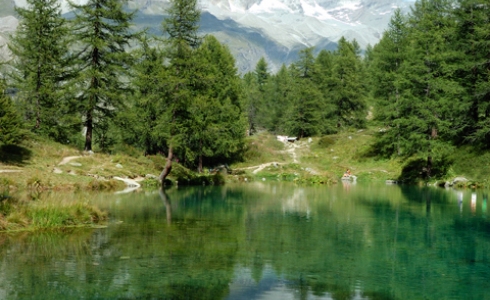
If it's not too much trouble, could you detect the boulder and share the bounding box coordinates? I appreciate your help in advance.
[451,177,468,186]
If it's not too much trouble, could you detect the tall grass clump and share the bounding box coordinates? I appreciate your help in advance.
[0,196,107,231]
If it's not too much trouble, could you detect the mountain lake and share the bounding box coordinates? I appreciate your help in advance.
[0,182,489,299]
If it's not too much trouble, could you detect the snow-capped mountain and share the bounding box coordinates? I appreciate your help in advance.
[1,0,413,73]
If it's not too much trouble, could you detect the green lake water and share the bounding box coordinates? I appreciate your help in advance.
[1,182,490,299]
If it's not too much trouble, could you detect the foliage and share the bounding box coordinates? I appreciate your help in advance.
[0,82,26,145]
[7,0,76,142]
[70,0,138,151]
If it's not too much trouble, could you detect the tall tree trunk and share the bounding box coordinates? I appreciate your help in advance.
[427,152,432,178]
[159,145,173,185]
[36,64,41,130]
[84,109,93,151]
[198,139,203,173]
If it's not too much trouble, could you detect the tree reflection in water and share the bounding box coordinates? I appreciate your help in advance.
[1,183,490,299]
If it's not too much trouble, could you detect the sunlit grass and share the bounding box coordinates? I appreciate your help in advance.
[0,192,108,232]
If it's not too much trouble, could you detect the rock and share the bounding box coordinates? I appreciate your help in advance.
[116,163,123,169]
[53,167,63,174]
[145,174,158,179]
[69,162,82,167]
[385,180,397,184]
[332,156,339,160]
[308,137,312,143]
[452,177,468,186]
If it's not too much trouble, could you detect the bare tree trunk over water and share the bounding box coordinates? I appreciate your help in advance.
[159,188,172,225]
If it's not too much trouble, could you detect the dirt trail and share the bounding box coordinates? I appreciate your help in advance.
[237,139,321,175]
[58,156,83,165]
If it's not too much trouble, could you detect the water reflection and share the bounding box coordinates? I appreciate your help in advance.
[1,184,490,299]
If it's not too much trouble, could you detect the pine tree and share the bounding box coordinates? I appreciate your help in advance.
[70,0,137,151]
[8,0,73,141]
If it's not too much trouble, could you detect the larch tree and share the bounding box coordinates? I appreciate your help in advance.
[452,0,490,147]
[369,9,409,157]
[284,48,326,138]
[397,0,460,176]
[158,0,201,183]
[8,0,73,141]
[328,37,368,129]
[70,0,137,151]
[185,35,245,173]
[0,78,26,145]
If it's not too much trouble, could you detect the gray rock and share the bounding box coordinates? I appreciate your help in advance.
[53,167,63,174]
[145,174,158,179]
[116,163,123,169]
[69,162,82,167]
[452,177,468,185]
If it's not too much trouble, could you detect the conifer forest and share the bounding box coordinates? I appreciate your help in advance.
[1,0,490,179]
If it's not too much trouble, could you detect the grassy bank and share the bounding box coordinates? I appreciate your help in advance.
[1,127,489,232]
[0,194,107,231]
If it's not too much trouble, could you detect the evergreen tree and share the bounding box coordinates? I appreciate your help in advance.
[329,37,367,128]
[396,0,460,176]
[158,0,201,182]
[241,72,261,135]
[8,0,73,141]
[369,9,409,156]
[254,57,269,92]
[452,0,490,147]
[0,79,26,145]
[184,35,246,172]
[264,64,294,133]
[253,58,272,130]
[70,0,137,151]
[284,49,326,138]
[119,35,165,155]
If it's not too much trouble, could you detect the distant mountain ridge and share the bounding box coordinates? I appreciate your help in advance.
[0,0,413,73]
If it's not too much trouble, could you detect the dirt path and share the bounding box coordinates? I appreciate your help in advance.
[285,142,299,163]
[58,156,83,165]
[236,139,322,175]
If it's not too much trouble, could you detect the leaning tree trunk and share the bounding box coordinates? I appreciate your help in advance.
[159,146,173,185]
[159,188,172,225]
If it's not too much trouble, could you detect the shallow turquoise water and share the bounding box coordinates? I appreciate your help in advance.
[1,182,490,299]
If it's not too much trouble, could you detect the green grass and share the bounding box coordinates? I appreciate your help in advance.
[1,194,107,231]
